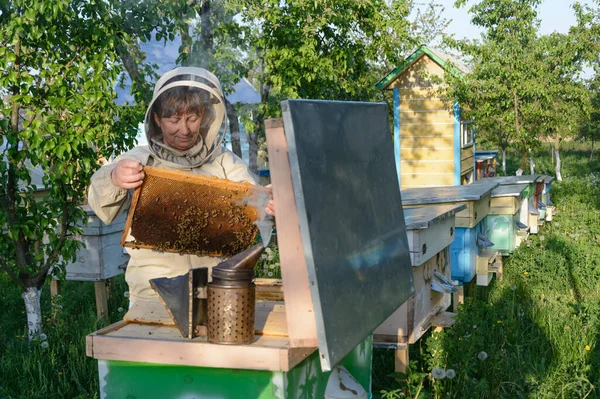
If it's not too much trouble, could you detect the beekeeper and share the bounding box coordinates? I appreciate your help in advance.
[88,67,271,306]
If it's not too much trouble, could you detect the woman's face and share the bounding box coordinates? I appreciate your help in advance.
[154,109,204,152]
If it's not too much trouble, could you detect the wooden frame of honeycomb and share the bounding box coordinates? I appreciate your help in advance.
[121,166,270,257]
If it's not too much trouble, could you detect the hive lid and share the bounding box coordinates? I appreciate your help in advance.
[281,99,413,372]
[401,183,498,205]
[491,183,528,198]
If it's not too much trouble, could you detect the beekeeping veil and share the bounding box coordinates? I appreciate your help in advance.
[144,67,227,168]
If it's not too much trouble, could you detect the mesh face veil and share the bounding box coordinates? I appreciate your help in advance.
[144,67,227,167]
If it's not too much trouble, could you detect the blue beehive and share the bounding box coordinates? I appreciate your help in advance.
[401,183,499,286]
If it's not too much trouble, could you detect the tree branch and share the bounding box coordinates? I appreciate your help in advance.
[36,193,71,287]
[0,257,27,290]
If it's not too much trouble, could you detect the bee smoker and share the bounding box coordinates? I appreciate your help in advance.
[150,244,264,343]
[207,243,264,344]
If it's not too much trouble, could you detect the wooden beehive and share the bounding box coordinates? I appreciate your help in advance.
[121,166,270,257]
[374,204,463,345]
[62,206,129,281]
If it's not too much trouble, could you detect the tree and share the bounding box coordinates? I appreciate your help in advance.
[444,0,543,173]
[0,0,143,338]
[529,32,591,181]
[579,73,600,160]
[179,0,253,160]
[232,0,414,172]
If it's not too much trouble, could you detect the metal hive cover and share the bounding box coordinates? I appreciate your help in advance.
[122,166,269,257]
[281,99,414,371]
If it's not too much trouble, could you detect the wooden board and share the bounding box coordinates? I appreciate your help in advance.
[402,184,496,228]
[86,321,315,372]
[399,111,454,124]
[460,156,474,174]
[374,247,452,344]
[399,160,454,174]
[490,196,521,215]
[461,146,474,161]
[399,98,453,112]
[264,119,318,348]
[400,129,454,142]
[400,173,454,188]
[400,148,454,162]
[404,205,464,266]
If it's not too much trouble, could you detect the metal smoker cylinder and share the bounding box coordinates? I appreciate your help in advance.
[207,244,264,344]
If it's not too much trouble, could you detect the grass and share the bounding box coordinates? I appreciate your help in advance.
[2,142,600,398]
[0,275,129,399]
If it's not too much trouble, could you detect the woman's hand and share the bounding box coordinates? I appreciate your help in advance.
[111,160,145,189]
[265,199,275,216]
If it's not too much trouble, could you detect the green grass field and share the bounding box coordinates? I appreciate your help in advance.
[2,143,600,398]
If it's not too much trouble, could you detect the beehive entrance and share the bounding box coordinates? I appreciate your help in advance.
[122,166,269,257]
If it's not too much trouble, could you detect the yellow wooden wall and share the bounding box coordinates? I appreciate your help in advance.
[388,55,456,189]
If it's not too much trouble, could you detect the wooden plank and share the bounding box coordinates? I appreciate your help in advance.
[86,320,129,357]
[490,196,520,215]
[255,278,284,301]
[476,249,498,275]
[398,111,454,124]
[95,281,109,319]
[264,118,318,348]
[394,348,410,375]
[430,312,458,329]
[398,161,454,174]
[123,300,176,326]
[460,155,474,174]
[282,347,318,371]
[408,216,455,266]
[461,146,474,160]
[400,126,454,140]
[374,248,452,344]
[400,173,454,188]
[400,148,454,162]
[50,280,61,297]
[398,87,446,99]
[467,193,492,228]
[399,98,453,112]
[87,321,316,372]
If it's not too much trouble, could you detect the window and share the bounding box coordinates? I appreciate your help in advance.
[461,121,474,148]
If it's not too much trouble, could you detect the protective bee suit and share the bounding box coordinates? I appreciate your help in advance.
[88,67,256,304]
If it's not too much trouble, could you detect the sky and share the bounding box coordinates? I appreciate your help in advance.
[432,0,595,40]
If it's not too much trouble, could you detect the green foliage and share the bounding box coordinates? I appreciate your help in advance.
[444,0,593,171]
[0,274,129,398]
[0,0,139,294]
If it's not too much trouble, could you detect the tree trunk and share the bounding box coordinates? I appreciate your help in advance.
[200,0,213,65]
[247,127,259,174]
[502,148,507,175]
[520,151,528,171]
[555,149,562,181]
[225,99,242,158]
[22,287,43,339]
[529,149,535,175]
[591,138,595,161]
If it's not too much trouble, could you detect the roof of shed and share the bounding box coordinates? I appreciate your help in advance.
[376,45,470,90]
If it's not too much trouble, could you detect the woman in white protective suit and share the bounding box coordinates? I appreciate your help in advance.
[88,67,271,306]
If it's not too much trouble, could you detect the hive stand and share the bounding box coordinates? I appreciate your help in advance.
[401,183,500,288]
[373,204,464,374]
[86,100,415,398]
[486,184,529,256]
[51,206,129,318]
